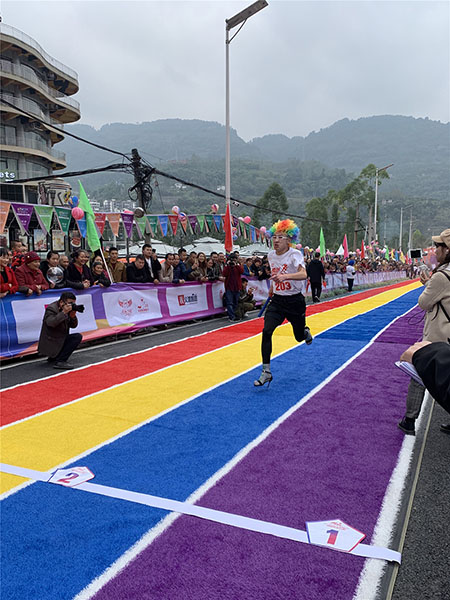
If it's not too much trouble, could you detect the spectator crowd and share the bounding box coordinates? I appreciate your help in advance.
[1,241,410,301]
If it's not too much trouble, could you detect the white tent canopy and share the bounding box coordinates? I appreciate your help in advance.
[118,239,177,258]
[238,242,270,257]
[184,237,240,255]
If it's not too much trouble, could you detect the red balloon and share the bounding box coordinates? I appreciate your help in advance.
[71,207,84,220]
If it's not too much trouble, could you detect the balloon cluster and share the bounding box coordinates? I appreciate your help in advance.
[172,206,186,222]
[69,196,85,220]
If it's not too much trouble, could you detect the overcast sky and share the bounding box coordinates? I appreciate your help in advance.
[2,0,449,141]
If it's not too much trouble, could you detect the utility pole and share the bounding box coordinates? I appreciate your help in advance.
[131,148,151,244]
[399,206,403,252]
[408,208,413,254]
[353,203,359,252]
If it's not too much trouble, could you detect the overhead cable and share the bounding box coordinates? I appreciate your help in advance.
[0,97,130,160]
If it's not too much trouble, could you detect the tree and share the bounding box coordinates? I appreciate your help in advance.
[329,201,341,250]
[412,229,428,249]
[253,182,289,228]
[338,164,390,250]
[302,196,330,248]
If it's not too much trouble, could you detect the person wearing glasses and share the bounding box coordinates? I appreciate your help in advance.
[254,219,312,387]
[398,228,450,435]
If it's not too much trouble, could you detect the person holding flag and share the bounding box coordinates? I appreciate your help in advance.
[254,219,312,387]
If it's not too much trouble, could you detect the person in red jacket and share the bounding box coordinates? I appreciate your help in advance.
[0,247,19,297]
[15,251,49,296]
[223,252,244,321]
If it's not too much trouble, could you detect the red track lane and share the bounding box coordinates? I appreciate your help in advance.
[1,280,414,426]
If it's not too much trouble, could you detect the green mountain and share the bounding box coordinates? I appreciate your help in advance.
[61,115,449,202]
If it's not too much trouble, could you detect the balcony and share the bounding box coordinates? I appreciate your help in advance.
[1,60,80,123]
[1,132,66,168]
[1,59,80,112]
[0,23,78,87]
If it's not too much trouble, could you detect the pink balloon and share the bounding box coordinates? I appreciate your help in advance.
[260,226,266,233]
[71,207,84,220]
[238,216,244,221]
[171,205,179,214]
[243,216,251,224]
[295,244,302,250]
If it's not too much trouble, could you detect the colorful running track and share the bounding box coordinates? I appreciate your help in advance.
[1,280,423,600]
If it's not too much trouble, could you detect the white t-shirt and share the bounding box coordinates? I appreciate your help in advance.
[268,247,305,296]
[346,265,356,279]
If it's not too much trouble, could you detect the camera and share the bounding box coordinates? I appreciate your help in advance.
[71,303,85,313]
[227,252,238,265]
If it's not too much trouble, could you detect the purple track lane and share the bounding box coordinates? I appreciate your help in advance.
[92,307,423,600]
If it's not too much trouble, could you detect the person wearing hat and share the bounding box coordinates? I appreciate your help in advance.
[15,251,49,296]
[398,228,450,435]
[254,219,312,387]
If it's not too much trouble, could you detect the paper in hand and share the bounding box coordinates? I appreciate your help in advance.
[394,361,424,386]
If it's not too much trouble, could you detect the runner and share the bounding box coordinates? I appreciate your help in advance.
[254,219,313,387]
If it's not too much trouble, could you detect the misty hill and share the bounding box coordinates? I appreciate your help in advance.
[61,115,449,200]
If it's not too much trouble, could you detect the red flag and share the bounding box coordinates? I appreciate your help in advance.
[343,234,349,258]
[361,240,365,259]
[224,203,233,253]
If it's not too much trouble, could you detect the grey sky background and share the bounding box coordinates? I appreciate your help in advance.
[2,0,449,141]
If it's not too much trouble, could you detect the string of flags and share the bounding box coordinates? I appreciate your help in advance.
[0,200,271,247]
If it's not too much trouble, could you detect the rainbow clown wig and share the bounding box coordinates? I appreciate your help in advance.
[269,219,300,246]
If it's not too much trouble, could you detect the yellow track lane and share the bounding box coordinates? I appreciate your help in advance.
[1,282,420,494]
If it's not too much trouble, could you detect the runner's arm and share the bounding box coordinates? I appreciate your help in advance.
[271,265,307,283]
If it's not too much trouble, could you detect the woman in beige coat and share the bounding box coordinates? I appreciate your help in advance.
[398,229,450,435]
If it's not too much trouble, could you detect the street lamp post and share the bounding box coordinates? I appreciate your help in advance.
[374,163,394,243]
[225,1,268,250]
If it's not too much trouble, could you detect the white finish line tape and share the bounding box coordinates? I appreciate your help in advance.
[0,463,401,563]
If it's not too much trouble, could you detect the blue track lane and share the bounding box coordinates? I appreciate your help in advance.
[0,288,420,600]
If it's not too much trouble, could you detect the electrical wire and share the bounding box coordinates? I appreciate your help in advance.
[0,97,131,160]
[150,166,363,225]
[7,164,129,184]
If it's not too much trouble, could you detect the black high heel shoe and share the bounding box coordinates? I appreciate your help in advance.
[254,370,273,387]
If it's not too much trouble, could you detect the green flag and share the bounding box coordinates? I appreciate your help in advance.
[319,227,326,257]
[385,246,389,260]
[78,181,100,251]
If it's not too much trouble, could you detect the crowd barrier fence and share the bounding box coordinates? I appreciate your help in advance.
[0,271,406,359]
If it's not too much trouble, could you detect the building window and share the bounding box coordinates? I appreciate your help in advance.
[0,183,23,202]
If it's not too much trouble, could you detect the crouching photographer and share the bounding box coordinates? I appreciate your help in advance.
[38,291,83,370]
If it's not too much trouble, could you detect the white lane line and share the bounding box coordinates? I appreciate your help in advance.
[72,305,415,600]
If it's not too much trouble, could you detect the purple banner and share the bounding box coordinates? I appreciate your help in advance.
[121,212,134,238]
[11,203,34,234]
[188,215,198,233]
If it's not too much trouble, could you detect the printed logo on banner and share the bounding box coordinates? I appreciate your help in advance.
[137,297,149,312]
[166,285,208,316]
[103,288,161,326]
[12,295,97,344]
[118,295,133,318]
[177,293,198,307]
